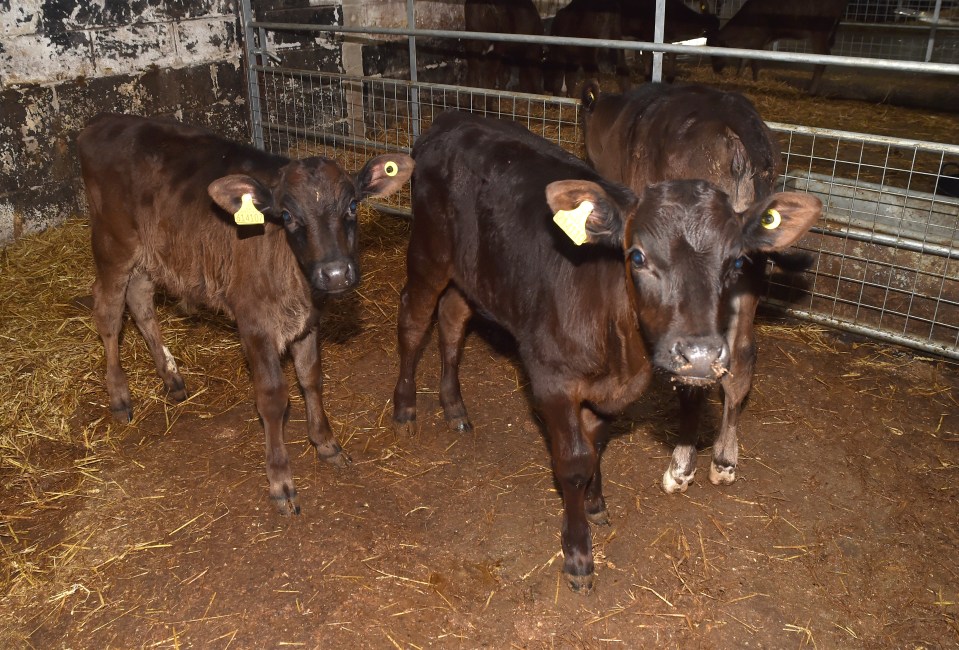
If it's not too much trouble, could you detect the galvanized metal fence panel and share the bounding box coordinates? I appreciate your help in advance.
[241,8,959,360]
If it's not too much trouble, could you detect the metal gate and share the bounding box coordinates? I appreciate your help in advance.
[239,0,959,360]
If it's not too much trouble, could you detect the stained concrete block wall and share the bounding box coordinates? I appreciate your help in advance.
[0,0,246,246]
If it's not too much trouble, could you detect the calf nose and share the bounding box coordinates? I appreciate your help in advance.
[314,260,358,293]
[670,336,729,384]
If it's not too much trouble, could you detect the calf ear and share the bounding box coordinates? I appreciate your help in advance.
[741,192,822,252]
[208,174,274,216]
[581,80,601,112]
[546,180,627,249]
[356,154,414,199]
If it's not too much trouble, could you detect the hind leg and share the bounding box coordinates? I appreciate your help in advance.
[437,287,473,433]
[92,258,135,422]
[125,272,187,403]
[291,327,350,467]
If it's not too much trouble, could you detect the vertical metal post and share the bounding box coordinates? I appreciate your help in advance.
[924,0,943,63]
[652,0,665,82]
[239,0,265,149]
[407,0,421,139]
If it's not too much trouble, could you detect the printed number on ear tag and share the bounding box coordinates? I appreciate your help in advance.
[234,193,265,226]
[384,161,399,177]
[553,200,594,246]
[761,208,782,230]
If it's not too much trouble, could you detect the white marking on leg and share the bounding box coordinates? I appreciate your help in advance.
[162,346,179,375]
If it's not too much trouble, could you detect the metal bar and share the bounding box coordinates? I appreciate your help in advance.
[248,22,959,76]
[765,306,959,361]
[239,0,264,149]
[812,223,959,260]
[925,0,944,62]
[406,0,421,139]
[652,0,665,82]
[767,122,959,155]
[265,121,412,155]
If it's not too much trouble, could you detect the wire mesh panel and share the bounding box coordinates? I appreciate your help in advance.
[768,125,959,357]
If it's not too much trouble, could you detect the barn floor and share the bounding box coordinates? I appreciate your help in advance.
[1,212,957,649]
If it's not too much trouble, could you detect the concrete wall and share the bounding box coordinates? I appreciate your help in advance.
[0,0,461,246]
[0,0,249,245]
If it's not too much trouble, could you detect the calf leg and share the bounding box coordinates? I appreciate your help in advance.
[582,408,611,526]
[662,384,705,494]
[243,332,298,515]
[92,262,135,422]
[539,392,599,594]
[437,287,473,433]
[124,272,187,403]
[712,291,759,486]
[291,329,350,468]
[392,270,450,435]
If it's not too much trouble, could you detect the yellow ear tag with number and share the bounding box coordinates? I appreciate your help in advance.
[552,200,593,246]
[761,207,782,230]
[234,193,265,226]
[384,161,399,177]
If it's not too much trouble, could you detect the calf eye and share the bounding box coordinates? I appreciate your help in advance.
[280,210,292,224]
[734,256,745,270]
[348,200,358,216]
[629,248,646,268]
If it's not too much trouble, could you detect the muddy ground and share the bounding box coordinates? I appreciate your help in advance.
[2,57,959,649]
[2,209,957,649]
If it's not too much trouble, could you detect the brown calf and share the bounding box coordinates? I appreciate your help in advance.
[391,111,820,592]
[78,113,412,515]
[581,81,787,495]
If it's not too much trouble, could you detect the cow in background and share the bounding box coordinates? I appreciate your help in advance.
[79,113,413,515]
[581,80,796,495]
[465,0,544,103]
[392,110,821,592]
[708,0,851,94]
[622,0,720,82]
[545,0,629,96]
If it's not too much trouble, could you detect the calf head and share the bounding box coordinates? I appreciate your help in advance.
[208,154,413,293]
[547,178,821,385]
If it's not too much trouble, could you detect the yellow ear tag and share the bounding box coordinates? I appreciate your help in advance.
[384,161,399,177]
[761,208,782,230]
[234,193,265,226]
[552,200,594,246]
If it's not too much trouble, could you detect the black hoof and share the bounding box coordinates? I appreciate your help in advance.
[566,571,594,595]
[318,442,352,468]
[270,491,301,516]
[586,507,610,526]
[392,416,417,436]
[110,406,133,423]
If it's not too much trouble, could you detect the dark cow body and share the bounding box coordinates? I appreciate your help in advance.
[465,0,544,101]
[392,111,820,592]
[546,0,629,97]
[581,81,784,495]
[621,0,720,82]
[708,0,851,94]
[78,113,412,515]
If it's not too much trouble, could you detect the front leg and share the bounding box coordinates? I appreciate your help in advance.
[243,330,298,515]
[291,329,351,468]
[538,392,600,594]
[663,384,706,494]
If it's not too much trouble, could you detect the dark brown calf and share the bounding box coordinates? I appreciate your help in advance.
[546,0,629,97]
[621,0,720,82]
[708,0,851,94]
[78,113,412,515]
[465,0,544,100]
[581,81,785,495]
[392,111,820,592]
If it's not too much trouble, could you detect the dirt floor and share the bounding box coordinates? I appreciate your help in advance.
[1,208,958,649]
[2,57,959,648]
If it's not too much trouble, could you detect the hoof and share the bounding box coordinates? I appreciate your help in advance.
[709,461,736,485]
[662,467,696,494]
[318,443,352,468]
[446,416,473,433]
[586,506,610,526]
[270,490,301,516]
[110,405,133,423]
[392,416,417,437]
[565,571,594,595]
[168,386,189,403]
